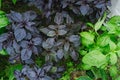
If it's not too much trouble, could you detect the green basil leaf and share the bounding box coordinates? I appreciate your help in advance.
[82,50,107,68]
[0,10,9,28]
[76,76,92,80]
[12,0,17,4]
[80,32,94,47]
[94,13,106,32]
[108,40,117,51]
[109,65,117,77]
[0,49,7,55]
[109,52,117,65]
[97,35,110,47]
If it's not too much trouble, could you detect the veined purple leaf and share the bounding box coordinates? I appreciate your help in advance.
[21,49,32,60]
[32,37,42,45]
[13,40,20,53]
[7,11,22,22]
[20,41,29,48]
[0,33,8,42]
[14,28,26,42]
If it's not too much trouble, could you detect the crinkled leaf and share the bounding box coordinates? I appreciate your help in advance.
[21,49,32,60]
[14,28,26,42]
[82,50,107,68]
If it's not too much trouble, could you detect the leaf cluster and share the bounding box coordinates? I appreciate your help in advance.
[28,0,110,22]
[80,15,120,80]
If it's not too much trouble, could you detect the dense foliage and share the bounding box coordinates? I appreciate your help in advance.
[0,0,114,80]
[79,15,120,80]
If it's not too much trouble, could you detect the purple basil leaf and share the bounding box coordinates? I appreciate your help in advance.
[58,30,67,36]
[0,43,3,51]
[57,66,65,72]
[71,6,80,14]
[6,46,15,55]
[56,49,64,59]
[68,35,80,43]
[25,32,32,40]
[20,41,29,48]
[26,70,36,78]
[58,25,66,29]
[25,24,35,32]
[48,25,56,30]
[32,46,38,55]
[64,42,70,52]
[24,59,34,64]
[66,14,74,24]
[47,31,56,37]
[42,76,53,80]
[40,28,50,35]
[42,38,55,50]
[13,40,20,53]
[54,13,63,25]
[23,11,37,21]
[21,49,32,60]
[7,11,22,22]
[32,37,42,45]
[14,28,26,42]
[80,5,90,16]
[0,33,8,42]
[70,50,78,61]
